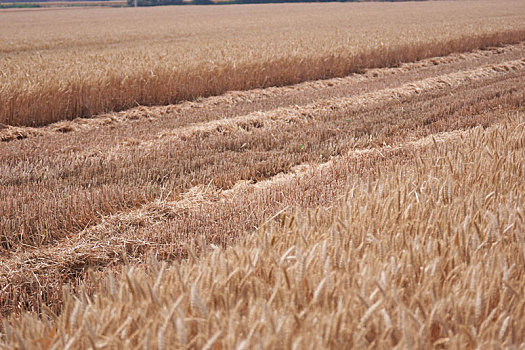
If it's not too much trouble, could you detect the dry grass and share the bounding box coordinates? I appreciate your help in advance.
[3,110,525,348]
[1,1,525,126]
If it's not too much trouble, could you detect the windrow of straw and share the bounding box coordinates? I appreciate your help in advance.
[3,42,523,143]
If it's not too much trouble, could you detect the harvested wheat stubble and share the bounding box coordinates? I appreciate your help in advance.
[1,42,525,320]
[1,57,523,258]
[2,41,524,144]
[2,1,525,126]
[1,78,523,317]
[140,58,525,148]
[19,57,525,163]
[2,111,525,348]
[1,124,475,281]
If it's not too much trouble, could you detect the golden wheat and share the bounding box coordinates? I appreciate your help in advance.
[1,39,524,316]
[1,6,525,344]
[3,111,525,348]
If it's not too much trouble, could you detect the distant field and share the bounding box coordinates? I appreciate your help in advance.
[37,1,125,6]
[0,1,125,7]
[1,1,525,126]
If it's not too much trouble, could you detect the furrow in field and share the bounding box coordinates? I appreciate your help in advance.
[1,42,523,144]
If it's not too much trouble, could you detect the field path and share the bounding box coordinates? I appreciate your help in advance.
[1,42,524,316]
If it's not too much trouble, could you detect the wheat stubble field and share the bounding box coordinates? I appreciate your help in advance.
[1,0,525,348]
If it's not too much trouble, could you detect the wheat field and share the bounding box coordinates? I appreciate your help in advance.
[3,107,525,349]
[1,1,525,348]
